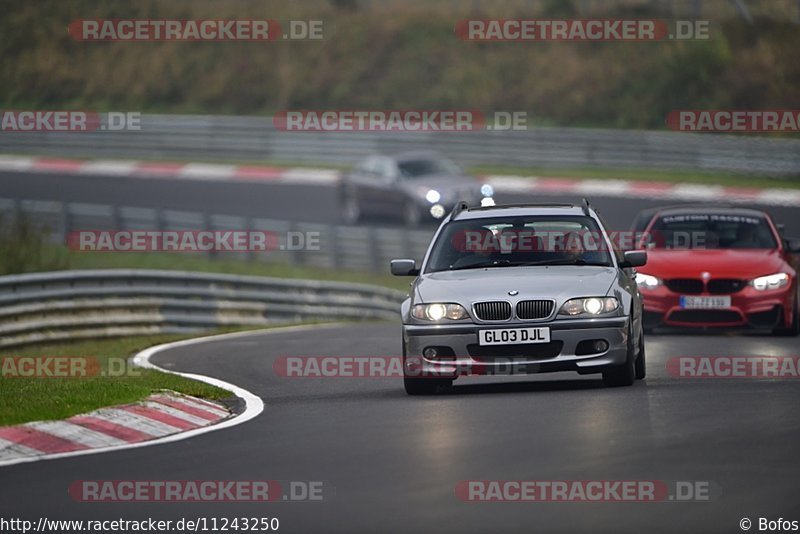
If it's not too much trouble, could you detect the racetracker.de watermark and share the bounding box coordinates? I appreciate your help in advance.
[67,231,320,252]
[0,357,140,378]
[273,356,632,378]
[68,480,327,502]
[1,111,140,132]
[68,19,324,41]
[666,110,800,132]
[273,110,528,131]
[667,357,800,379]
[455,19,710,41]
[456,480,719,502]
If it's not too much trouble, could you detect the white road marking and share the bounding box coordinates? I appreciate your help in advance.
[0,326,351,468]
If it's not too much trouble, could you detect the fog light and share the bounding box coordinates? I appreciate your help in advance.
[423,347,439,359]
[594,340,609,352]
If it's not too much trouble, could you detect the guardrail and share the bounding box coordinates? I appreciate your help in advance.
[0,197,436,274]
[1,114,799,176]
[0,269,406,348]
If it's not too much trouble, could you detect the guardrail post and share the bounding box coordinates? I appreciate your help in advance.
[329,224,340,270]
[289,220,303,266]
[12,198,21,228]
[246,216,255,263]
[205,212,215,260]
[402,227,412,265]
[111,204,121,231]
[369,226,380,273]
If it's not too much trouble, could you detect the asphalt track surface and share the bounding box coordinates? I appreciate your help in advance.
[2,170,800,235]
[1,170,799,533]
[0,324,799,533]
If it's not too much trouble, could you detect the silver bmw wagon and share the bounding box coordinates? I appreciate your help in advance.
[391,200,648,395]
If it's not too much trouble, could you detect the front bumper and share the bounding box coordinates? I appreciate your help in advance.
[403,317,630,379]
[640,285,794,329]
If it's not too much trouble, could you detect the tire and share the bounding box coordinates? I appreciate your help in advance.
[404,376,450,395]
[403,202,422,227]
[402,343,451,395]
[634,331,646,380]
[603,320,636,387]
[341,191,361,224]
[772,296,799,337]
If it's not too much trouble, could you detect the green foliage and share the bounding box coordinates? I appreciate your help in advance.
[1,1,799,127]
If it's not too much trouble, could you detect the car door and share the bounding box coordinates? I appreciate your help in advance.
[372,157,402,217]
[346,156,383,217]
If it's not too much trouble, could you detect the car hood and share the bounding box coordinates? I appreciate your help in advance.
[415,266,617,304]
[640,249,789,279]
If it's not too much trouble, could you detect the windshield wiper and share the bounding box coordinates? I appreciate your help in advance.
[446,258,610,271]
[521,258,612,267]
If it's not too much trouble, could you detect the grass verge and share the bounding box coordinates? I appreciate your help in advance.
[0,327,282,426]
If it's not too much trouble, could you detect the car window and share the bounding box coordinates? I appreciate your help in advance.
[355,157,379,174]
[649,213,777,249]
[425,215,613,273]
[596,213,625,264]
[375,158,397,179]
[398,158,459,178]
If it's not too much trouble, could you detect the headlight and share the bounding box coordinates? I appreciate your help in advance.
[430,204,445,219]
[559,297,619,316]
[480,184,494,197]
[480,197,496,207]
[751,273,789,291]
[412,303,469,321]
[635,273,661,289]
[425,189,441,203]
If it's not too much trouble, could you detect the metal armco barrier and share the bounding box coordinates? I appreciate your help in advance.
[0,197,436,274]
[0,269,406,348]
[1,114,799,176]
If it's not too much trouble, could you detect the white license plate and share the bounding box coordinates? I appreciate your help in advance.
[679,296,731,309]
[478,327,551,346]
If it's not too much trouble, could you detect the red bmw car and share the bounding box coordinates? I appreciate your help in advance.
[632,206,799,335]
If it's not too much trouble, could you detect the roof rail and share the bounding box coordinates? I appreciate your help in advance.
[581,198,591,216]
[469,202,575,211]
[450,200,470,219]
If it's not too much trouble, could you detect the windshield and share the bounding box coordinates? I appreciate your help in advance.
[648,213,777,250]
[398,158,460,178]
[425,215,613,273]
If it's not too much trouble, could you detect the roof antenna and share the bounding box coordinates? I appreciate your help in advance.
[450,200,469,219]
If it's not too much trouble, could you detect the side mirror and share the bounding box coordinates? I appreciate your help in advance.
[776,223,785,236]
[620,250,647,268]
[390,259,419,276]
[786,238,800,254]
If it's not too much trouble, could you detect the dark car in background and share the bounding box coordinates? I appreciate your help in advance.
[339,151,494,226]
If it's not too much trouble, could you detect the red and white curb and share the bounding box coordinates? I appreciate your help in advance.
[0,392,230,463]
[0,155,339,185]
[1,154,799,207]
[0,328,279,468]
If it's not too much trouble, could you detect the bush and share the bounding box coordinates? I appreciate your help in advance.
[0,215,69,275]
